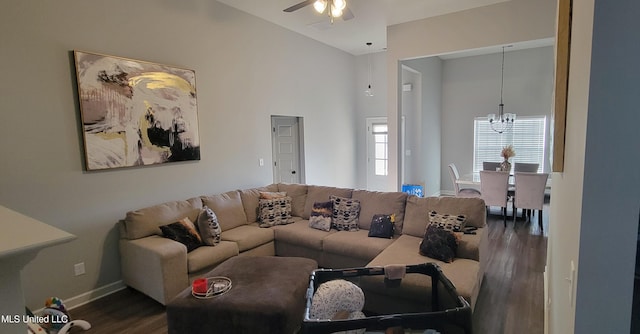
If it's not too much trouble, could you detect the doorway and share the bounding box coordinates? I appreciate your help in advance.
[366,117,389,191]
[271,116,305,184]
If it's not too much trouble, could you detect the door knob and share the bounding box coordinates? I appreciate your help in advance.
[291,170,296,174]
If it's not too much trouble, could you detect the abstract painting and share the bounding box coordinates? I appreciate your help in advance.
[73,51,200,170]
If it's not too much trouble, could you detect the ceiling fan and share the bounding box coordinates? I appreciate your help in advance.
[284,0,355,22]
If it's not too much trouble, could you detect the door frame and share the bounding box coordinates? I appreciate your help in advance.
[270,115,306,184]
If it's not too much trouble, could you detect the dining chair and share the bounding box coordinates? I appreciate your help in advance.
[513,172,549,231]
[482,161,502,171]
[448,163,481,198]
[479,170,510,227]
[514,162,540,173]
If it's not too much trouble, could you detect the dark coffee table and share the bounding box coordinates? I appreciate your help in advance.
[167,256,318,334]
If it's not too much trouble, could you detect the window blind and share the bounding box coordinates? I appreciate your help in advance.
[473,116,547,173]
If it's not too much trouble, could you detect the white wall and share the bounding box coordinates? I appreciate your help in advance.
[440,46,554,192]
[0,0,357,309]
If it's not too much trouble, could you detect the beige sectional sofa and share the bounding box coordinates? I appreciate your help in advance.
[118,183,488,313]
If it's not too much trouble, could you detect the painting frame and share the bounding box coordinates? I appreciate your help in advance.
[551,0,572,172]
[73,50,200,171]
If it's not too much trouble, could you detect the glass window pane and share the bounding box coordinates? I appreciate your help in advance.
[375,160,387,176]
[372,124,388,133]
[375,143,387,159]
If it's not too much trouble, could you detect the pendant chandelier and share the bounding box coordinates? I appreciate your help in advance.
[365,42,374,97]
[487,46,516,134]
[313,0,347,23]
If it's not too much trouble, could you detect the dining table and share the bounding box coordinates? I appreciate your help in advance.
[456,172,552,190]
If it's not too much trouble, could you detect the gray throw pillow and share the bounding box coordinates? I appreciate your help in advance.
[196,206,222,246]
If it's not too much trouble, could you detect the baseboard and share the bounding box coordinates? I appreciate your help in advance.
[33,280,126,314]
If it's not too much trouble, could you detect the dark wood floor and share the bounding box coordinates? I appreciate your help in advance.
[69,205,548,334]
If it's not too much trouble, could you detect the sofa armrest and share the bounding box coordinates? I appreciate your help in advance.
[120,235,188,305]
[456,226,488,262]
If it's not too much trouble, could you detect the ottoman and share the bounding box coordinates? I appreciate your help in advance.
[166,256,318,334]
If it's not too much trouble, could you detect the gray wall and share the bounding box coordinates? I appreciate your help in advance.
[355,51,388,189]
[547,0,640,332]
[400,57,443,196]
[0,0,356,309]
[440,46,554,192]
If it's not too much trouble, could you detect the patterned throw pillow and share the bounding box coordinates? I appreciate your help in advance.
[309,201,333,231]
[368,214,395,239]
[428,211,467,232]
[330,195,360,231]
[160,217,203,252]
[419,225,459,263]
[258,196,293,227]
[196,206,222,246]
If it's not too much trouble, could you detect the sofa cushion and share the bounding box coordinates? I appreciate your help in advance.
[277,183,308,217]
[238,185,279,223]
[403,196,486,238]
[363,234,479,306]
[186,241,239,273]
[220,224,274,252]
[258,197,293,227]
[159,217,203,252]
[201,191,248,231]
[123,197,203,240]
[196,206,222,246]
[330,195,360,231]
[322,230,395,261]
[303,186,352,219]
[352,190,407,233]
[272,220,336,250]
[260,191,287,199]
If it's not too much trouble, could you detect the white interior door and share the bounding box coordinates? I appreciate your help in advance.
[366,117,389,191]
[271,116,303,183]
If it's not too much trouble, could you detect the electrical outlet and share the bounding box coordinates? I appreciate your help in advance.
[259,158,264,167]
[74,262,85,276]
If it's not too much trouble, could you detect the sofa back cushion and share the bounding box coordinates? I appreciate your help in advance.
[277,183,308,217]
[201,191,248,231]
[352,190,407,233]
[403,196,486,238]
[238,184,280,223]
[122,197,202,240]
[303,186,353,219]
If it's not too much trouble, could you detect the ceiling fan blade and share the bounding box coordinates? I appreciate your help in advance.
[283,0,315,12]
[342,7,354,20]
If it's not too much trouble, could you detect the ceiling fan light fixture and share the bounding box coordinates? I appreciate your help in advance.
[313,0,327,13]
[333,0,346,10]
[330,4,343,18]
